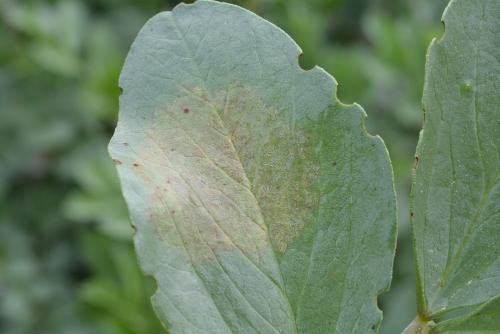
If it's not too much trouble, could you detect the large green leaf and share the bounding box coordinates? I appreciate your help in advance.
[411,0,500,330]
[110,1,397,333]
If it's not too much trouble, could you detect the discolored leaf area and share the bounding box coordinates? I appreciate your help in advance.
[110,1,396,333]
[411,0,500,331]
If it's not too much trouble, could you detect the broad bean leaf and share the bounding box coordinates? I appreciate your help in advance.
[411,0,500,330]
[110,1,397,333]
[436,295,500,333]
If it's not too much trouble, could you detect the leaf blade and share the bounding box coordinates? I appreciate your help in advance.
[435,294,500,333]
[110,1,397,333]
[412,0,500,325]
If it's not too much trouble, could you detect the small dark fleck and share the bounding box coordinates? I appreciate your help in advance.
[133,162,139,167]
[410,212,414,218]
[414,156,420,169]
[183,108,190,114]
[171,210,175,215]
[123,142,129,146]
[166,180,171,184]
[371,324,376,330]
[332,161,337,166]
[113,159,122,165]
[170,148,175,152]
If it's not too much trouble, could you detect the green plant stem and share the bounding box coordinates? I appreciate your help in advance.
[402,316,432,334]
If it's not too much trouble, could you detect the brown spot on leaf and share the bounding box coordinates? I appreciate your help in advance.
[133,162,140,167]
[113,159,122,165]
[332,161,337,166]
[414,156,420,169]
[410,212,414,218]
[183,107,190,114]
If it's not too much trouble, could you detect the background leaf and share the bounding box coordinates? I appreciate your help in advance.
[411,0,500,329]
[110,1,397,333]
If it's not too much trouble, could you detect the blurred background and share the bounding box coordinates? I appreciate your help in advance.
[0,0,448,333]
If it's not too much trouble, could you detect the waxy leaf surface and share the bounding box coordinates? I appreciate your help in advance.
[110,1,396,333]
[412,0,500,330]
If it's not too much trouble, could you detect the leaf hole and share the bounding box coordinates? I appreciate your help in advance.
[298,52,315,71]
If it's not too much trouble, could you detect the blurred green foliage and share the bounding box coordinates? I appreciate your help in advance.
[0,0,448,333]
